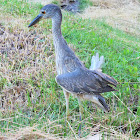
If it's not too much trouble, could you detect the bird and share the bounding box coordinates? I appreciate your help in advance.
[28,4,118,123]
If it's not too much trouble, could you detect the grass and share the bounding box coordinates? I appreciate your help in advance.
[0,0,140,139]
[78,0,93,11]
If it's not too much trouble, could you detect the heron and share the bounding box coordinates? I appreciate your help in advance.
[28,4,118,128]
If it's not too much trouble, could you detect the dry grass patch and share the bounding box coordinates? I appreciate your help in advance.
[28,0,54,5]
[0,126,59,140]
[0,17,55,113]
[81,0,140,36]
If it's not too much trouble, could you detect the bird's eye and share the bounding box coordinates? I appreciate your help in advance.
[42,11,46,14]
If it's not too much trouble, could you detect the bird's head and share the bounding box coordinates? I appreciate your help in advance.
[28,4,61,27]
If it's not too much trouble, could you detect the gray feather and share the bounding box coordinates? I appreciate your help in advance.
[90,53,104,71]
[56,68,117,95]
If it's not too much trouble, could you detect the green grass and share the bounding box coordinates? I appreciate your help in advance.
[0,0,140,139]
[78,0,93,11]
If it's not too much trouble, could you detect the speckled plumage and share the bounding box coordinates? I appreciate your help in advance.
[29,4,118,115]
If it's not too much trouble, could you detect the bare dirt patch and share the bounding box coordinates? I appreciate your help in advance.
[81,0,140,36]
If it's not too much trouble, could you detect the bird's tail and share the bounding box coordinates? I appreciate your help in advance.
[88,53,111,112]
[82,94,109,112]
[90,53,104,71]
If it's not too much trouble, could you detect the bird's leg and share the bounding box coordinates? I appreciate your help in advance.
[77,97,83,137]
[63,90,70,120]
[78,97,82,121]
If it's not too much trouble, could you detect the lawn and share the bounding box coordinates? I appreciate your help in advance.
[0,0,139,139]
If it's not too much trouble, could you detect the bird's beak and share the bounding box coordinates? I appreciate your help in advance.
[28,14,42,27]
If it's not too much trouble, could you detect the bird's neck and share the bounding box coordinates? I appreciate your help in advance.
[52,13,64,49]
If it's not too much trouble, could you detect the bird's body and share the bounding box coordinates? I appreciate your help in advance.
[29,4,118,119]
[54,35,83,75]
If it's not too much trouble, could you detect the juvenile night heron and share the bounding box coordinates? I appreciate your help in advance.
[29,4,118,121]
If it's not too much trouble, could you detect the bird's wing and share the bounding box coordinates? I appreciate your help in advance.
[56,68,117,95]
[93,70,118,86]
[64,55,84,72]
